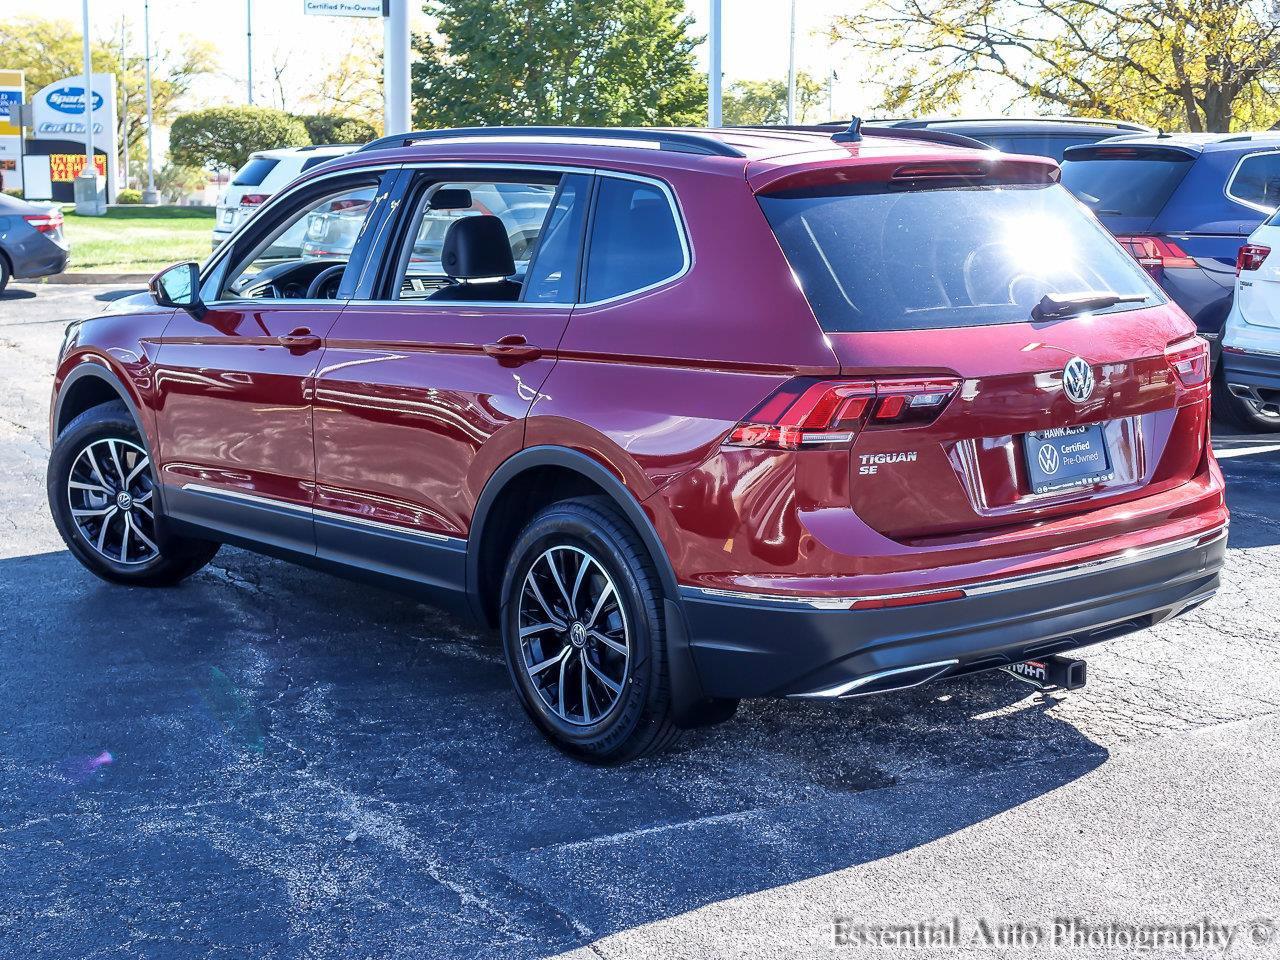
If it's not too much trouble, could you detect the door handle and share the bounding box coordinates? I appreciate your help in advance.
[482,335,543,363]
[278,327,322,352]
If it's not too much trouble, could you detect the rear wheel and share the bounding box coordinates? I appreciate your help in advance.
[500,497,680,764]
[1215,368,1280,433]
[48,401,219,585]
[0,255,11,293]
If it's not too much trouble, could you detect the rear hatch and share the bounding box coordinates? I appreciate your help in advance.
[755,158,1210,542]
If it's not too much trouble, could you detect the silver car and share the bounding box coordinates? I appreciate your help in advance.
[0,194,70,291]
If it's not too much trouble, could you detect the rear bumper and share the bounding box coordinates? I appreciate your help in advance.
[1221,346,1280,393]
[680,526,1227,699]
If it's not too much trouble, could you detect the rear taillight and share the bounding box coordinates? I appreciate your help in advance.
[240,193,270,207]
[725,377,960,450]
[1114,235,1196,276]
[1236,243,1270,274]
[23,210,63,234]
[1165,337,1210,387]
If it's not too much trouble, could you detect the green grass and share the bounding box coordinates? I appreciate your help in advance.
[61,206,215,274]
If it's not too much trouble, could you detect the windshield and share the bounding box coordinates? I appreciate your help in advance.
[758,181,1162,332]
[1059,148,1193,218]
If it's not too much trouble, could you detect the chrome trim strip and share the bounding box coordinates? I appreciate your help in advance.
[178,483,464,544]
[791,660,959,699]
[687,525,1228,609]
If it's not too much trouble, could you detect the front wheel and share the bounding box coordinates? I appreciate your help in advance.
[48,401,219,586]
[500,497,680,764]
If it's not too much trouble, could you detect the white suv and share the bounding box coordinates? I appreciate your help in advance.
[1220,217,1280,432]
[211,144,357,251]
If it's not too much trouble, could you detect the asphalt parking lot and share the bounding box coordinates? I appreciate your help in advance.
[2,282,1279,960]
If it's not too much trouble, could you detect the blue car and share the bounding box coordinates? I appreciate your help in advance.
[1061,133,1280,360]
[0,193,69,291]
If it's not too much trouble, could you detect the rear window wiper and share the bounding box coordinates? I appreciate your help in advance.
[1031,291,1149,321]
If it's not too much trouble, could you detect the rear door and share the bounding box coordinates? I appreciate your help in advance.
[309,166,590,593]
[756,169,1207,541]
[1233,222,1280,330]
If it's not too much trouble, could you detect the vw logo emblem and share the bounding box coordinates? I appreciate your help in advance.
[1062,357,1095,404]
[115,490,134,511]
[568,622,587,648]
[1037,443,1061,475]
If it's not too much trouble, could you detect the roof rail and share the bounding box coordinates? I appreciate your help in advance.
[874,116,1151,131]
[356,126,746,158]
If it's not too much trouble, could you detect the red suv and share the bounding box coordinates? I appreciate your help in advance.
[47,124,1228,763]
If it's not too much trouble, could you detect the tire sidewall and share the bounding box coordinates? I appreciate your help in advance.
[47,405,172,582]
[500,504,660,759]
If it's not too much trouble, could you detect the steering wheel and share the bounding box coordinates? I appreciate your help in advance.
[306,264,347,300]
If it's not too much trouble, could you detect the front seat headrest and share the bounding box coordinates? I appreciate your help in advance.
[440,215,515,280]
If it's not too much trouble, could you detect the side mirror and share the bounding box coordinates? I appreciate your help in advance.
[149,262,203,314]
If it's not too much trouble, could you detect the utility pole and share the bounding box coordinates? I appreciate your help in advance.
[246,0,254,105]
[786,0,797,124]
[119,22,129,189]
[383,0,410,135]
[708,0,722,127]
[828,70,836,122]
[74,0,104,214]
[143,0,157,203]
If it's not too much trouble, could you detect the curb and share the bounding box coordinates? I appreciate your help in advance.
[30,273,152,286]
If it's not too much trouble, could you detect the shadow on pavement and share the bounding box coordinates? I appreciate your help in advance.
[0,545,1108,958]
[0,287,37,301]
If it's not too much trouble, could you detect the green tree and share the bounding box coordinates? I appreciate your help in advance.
[411,0,707,128]
[723,73,827,126]
[829,0,1280,132]
[169,107,310,170]
[296,113,378,145]
[155,162,208,204]
[0,15,217,164]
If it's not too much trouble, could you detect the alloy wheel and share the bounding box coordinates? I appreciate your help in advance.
[516,545,631,727]
[66,438,160,565]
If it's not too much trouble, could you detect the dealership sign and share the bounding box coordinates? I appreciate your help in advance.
[303,0,383,16]
[31,74,116,138]
[0,69,22,194]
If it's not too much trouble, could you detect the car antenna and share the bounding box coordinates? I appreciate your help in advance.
[831,116,863,143]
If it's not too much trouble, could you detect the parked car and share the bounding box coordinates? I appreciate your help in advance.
[0,194,69,291]
[1060,133,1280,360]
[868,116,1152,160]
[47,124,1227,763]
[212,144,357,251]
[1219,215,1280,431]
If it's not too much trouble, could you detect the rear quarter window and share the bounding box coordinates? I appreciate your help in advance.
[759,181,1163,333]
[1059,147,1194,217]
[583,178,686,302]
[1227,152,1280,212]
[231,156,281,187]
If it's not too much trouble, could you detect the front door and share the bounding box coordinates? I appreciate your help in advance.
[154,172,391,554]
[311,169,591,596]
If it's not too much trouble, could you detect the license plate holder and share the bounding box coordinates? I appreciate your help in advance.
[1023,423,1113,494]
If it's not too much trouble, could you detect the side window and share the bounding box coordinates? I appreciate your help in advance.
[220,182,378,300]
[523,174,591,303]
[1229,153,1280,211]
[583,177,685,302]
[390,177,560,301]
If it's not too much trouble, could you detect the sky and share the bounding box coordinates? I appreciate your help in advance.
[2,0,911,120]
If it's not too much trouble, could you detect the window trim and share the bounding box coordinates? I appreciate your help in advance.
[1224,148,1280,214]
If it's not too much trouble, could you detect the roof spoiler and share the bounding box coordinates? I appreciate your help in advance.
[734,119,997,152]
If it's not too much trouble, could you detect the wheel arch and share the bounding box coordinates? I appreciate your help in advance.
[53,361,147,442]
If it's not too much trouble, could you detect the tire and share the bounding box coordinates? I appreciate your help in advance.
[500,496,681,764]
[0,254,10,294]
[1214,367,1280,433]
[48,401,219,586]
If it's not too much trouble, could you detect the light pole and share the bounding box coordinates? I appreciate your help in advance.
[786,0,797,124]
[142,0,157,203]
[75,0,105,214]
[383,0,410,135]
[708,0,722,127]
[246,0,254,105]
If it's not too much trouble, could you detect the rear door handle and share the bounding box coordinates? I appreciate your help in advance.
[278,327,322,352]
[482,335,543,363]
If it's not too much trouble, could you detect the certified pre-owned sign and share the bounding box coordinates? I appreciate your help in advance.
[303,0,383,16]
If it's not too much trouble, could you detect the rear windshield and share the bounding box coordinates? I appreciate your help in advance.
[1059,148,1193,217]
[759,182,1161,332]
[232,156,280,187]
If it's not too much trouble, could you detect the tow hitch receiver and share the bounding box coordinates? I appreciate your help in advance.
[1000,655,1088,691]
